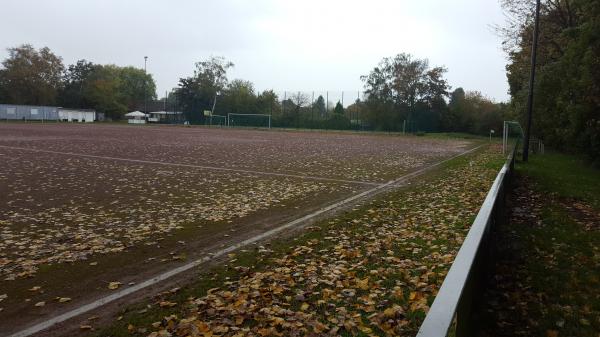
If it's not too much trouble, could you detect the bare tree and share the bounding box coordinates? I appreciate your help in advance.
[290,92,310,110]
[495,0,576,55]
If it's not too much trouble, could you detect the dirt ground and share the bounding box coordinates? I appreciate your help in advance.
[0,123,472,336]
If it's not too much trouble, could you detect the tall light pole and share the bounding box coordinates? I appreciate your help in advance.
[144,56,148,114]
[523,0,541,162]
[173,87,179,123]
[211,91,220,125]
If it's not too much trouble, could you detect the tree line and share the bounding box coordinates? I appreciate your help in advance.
[359,53,507,134]
[0,44,156,119]
[0,44,506,135]
[500,0,599,163]
[171,54,506,133]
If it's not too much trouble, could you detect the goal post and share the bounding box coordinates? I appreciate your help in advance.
[209,114,227,126]
[503,121,524,155]
[227,113,271,129]
[204,110,227,126]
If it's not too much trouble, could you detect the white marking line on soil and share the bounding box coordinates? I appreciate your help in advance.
[0,145,380,186]
[6,144,484,337]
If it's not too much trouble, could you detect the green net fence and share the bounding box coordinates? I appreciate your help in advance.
[227,114,271,128]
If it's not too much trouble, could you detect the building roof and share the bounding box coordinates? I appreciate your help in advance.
[125,111,147,117]
[58,108,96,112]
[149,111,184,115]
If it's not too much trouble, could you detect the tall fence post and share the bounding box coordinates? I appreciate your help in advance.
[311,91,314,129]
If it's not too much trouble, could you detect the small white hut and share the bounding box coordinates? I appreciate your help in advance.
[125,111,147,124]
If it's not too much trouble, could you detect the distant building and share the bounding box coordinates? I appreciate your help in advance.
[58,108,96,122]
[0,104,96,122]
[0,104,59,121]
[147,111,184,123]
[124,111,147,124]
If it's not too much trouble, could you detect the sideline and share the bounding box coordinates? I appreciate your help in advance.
[6,144,485,337]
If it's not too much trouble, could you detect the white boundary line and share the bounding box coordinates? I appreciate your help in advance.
[6,144,484,337]
[0,145,379,186]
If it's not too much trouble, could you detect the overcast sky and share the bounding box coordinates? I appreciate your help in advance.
[0,0,510,102]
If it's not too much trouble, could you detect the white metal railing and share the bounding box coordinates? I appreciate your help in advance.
[417,144,517,337]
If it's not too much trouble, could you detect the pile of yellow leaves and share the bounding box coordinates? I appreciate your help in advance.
[135,148,501,337]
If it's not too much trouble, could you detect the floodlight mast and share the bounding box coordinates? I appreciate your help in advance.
[211,91,220,125]
[144,56,148,114]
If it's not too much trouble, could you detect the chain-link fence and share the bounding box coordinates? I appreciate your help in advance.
[146,90,447,132]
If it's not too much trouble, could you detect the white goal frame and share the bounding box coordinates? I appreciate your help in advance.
[208,114,227,126]
[502,120,524,155]
[227,113,271,129]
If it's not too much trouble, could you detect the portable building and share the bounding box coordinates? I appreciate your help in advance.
[58,109,96,122]
[0,104,96,122]
[0,104,59,121]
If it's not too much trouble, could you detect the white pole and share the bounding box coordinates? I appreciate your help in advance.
[357,91,360,130]
[503,121,507,155]
[211,93,219,126]
[503,122,506,154]
[506,122,508,153]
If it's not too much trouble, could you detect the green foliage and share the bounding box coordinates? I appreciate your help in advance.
[256,89,280,116]
[117,66,156,111]
[60,62,156,119]
[219,79,257,115]
[503,0,600,163]
[0,45,158,119]
[176,56,234,123]
[0,44,64,105]
[83,65,127,119]
[324,113,351,129]
[0,44,518,134]
[333,101,344,114]
[313,95,326,117]
[360,53,451,132]
[59,59,95,108]
[477,152,600,336]
[360,54,508,134]
[443,88,505,135]
[520,152,600,210]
